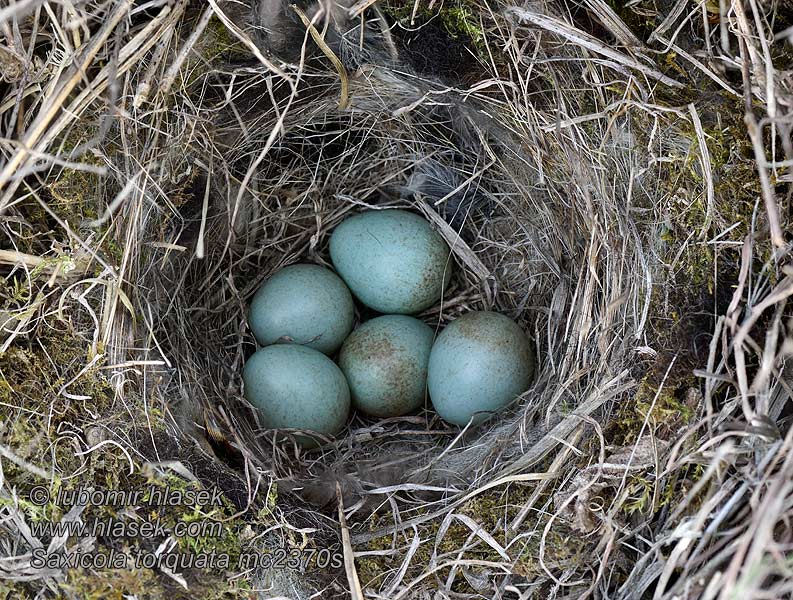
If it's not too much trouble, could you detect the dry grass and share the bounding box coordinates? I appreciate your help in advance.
[0,0,791,598]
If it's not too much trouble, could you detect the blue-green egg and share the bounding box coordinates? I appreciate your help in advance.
[329,210,452,314]
[339,315,434,417]
[248,263,354,355]
[243,344,350,442]
[427,311,534,426]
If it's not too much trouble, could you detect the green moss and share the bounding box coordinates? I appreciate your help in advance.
[60,567,160,600]
[599,354,707,522]
[620,90,761,434]
[381,0,487,58]
[439,6,485,51]
[620,476,655,514]
[178,14,250,91]
[379,0,419,23]
[141,474,249,563]
[682,104,759,242]
[41,119,106,225]
[607,0,659,40]
[607,370,697,447]
[199,15,249,62]
[0,324,113,444]
[47,166,101,224]
[0,322,271,597]
[101,237,125,265]
[7,113,129,271]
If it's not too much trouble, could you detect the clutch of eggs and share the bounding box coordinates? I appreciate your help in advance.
[242,210,535,445]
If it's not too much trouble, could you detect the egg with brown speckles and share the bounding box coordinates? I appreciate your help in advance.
[427,311,534,426]
[339,315,435,417]
[329,210,452,314]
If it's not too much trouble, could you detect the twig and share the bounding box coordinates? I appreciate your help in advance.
[505,7,684,88]
[336,482,364,600]
[292,4,350,110]
[745,112,785,248]
[206,0,295,88]
[688,103,715,237]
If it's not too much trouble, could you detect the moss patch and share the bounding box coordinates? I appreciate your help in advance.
[0,321,272,597]
[380,0,488,79]
[607,364,699,447]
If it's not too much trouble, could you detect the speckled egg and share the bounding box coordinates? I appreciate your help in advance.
[248,263,354,355]
[427,311,534,426]
[243,344,350,442]
[329,210,452,314]
[339,315,434,417]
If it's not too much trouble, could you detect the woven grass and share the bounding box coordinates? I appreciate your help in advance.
[0,0,791,598]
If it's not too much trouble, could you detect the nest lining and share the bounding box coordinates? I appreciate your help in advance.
[131,3,677,593]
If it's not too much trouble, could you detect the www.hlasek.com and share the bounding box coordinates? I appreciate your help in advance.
[29,514,224,539]
[26,485,343,572]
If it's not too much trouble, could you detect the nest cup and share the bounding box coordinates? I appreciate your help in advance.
[138,2,664,594]
[6,0,792,595]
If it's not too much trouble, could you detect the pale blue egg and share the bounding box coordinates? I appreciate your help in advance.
[243,345,350,442]
[248,263,354,355]
[427,311,534,426]
[339,315,434,417]
[329,210,452,314]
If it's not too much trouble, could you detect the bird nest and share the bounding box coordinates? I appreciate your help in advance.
[1,0,792,598]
